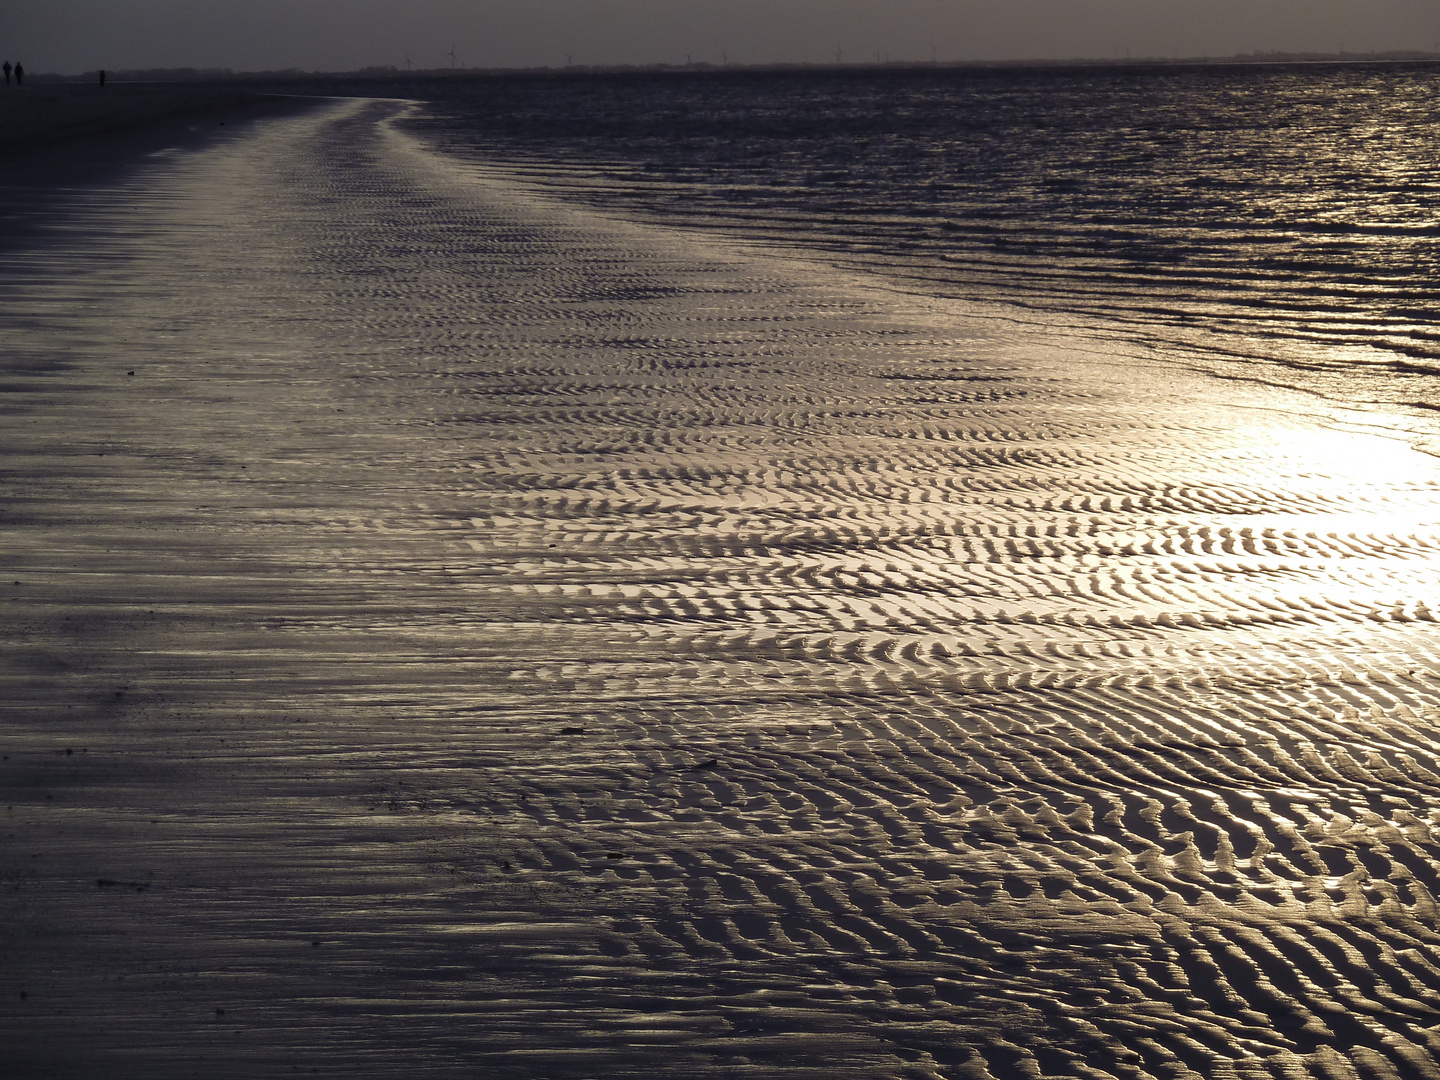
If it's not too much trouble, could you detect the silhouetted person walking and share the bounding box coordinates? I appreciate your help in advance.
[14,63,22,85]
[3,62,10,85]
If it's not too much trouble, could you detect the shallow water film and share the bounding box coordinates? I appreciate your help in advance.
[403,63,1440,422]
[5,82,1440,1079]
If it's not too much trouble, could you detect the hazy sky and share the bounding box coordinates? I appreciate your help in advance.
[7,1,1440,74]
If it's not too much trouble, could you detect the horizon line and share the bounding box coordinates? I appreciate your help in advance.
[27,49,1440,82]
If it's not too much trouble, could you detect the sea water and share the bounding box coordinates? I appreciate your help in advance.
[383,62,1440,426]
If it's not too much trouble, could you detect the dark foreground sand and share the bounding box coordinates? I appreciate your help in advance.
[5,98,1440,1079]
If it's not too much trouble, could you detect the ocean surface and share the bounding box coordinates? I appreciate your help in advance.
[375,63,1440,432]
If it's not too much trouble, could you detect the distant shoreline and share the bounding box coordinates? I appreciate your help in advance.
[22,50,1440,85]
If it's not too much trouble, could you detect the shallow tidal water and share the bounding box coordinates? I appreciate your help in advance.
[5,95,1440,1078]
[399,63,1440,431]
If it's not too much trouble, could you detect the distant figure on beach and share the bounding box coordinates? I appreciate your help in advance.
[14,63,22,86]
[99,69,105,87]
[3,62,10,85]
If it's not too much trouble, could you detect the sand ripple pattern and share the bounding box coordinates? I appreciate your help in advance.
[6,99,1440,1078]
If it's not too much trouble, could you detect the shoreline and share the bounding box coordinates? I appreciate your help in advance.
[29,50,1440,83]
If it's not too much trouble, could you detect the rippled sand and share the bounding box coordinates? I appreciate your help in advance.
[6,98,1440,1078]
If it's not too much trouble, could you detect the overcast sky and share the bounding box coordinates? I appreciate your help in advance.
[7,1,1440,74]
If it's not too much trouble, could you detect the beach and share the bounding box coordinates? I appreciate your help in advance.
[0,83,293,147]
[5,95,1440,1078]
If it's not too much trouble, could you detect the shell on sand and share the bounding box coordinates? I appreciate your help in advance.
[5,98,1440,1078]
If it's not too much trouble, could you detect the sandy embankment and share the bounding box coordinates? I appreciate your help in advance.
[5,97,1440,1078]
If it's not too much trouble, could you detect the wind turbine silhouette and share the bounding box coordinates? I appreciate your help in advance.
[447,45,458,69]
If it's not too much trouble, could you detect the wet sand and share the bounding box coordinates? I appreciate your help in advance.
[0,84,287,148]
[5,98,1440,1078]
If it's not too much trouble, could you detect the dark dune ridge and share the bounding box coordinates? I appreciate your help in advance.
[4,98,1440,1078]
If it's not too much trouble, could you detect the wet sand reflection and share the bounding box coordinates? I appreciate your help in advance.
[4,99,1440,1078]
